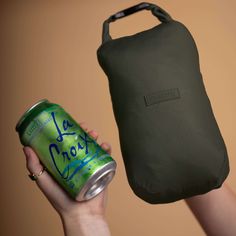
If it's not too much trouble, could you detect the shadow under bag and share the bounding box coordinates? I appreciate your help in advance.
[97,2,230,204]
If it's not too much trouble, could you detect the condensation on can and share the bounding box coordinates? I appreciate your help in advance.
[16,99,116,201]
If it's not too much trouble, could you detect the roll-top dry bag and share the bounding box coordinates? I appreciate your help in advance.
[97,2,230,204]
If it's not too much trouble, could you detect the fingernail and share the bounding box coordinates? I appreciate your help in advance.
[91,130,98,137]
[103,143,109,150]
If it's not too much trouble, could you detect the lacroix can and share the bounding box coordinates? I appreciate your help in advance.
[16,99,116,201]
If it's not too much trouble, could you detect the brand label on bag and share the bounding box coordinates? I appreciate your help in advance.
[144,88,180,106]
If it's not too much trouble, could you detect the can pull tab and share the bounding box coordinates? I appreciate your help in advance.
[110,2,150,21]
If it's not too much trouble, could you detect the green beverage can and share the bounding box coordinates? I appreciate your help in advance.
[16,99,116,201]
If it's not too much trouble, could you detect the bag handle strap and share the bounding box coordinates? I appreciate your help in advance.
[102,2,173,44]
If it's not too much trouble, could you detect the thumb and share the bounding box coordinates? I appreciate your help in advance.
[23,146,73,212]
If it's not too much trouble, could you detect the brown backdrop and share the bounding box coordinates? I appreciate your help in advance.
[0,1,235,235]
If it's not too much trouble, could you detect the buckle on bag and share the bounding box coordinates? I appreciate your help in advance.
[110,2,151,21]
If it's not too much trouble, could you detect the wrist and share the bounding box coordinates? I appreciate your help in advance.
[61,212,106,226]
[61,214,110,236]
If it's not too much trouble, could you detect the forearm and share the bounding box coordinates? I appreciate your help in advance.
[61,215,111,236]
[185,184,236,236]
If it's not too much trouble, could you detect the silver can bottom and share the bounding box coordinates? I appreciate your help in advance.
[75,161,116,201]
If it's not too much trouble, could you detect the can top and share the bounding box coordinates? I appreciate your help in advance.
[15,99,50,134]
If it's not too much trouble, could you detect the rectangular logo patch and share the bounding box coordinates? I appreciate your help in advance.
[144,88,180,106]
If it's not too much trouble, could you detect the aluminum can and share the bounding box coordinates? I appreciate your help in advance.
[16,99,116,201]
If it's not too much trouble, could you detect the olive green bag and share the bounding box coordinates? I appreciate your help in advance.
[97,2,230,204]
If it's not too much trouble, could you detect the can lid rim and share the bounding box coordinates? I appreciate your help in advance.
[15,99,49,132]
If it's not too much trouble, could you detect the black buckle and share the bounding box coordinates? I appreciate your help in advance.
[110,2,151,21]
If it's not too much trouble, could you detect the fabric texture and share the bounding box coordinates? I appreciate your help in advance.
[97,2,230,204]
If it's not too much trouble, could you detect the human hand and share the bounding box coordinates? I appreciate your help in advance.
[23,122,112,236]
